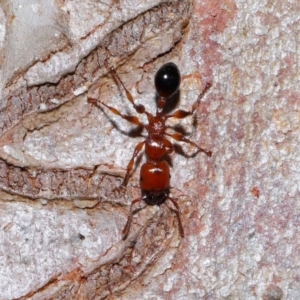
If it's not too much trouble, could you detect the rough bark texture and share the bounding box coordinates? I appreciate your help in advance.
[0,0,299,299]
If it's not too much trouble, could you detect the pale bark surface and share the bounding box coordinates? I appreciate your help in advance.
[0,0,298,299]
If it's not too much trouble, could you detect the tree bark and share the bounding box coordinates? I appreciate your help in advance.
[0,0,297,299]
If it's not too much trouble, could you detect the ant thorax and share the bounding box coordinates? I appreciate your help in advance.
[146,114,166,134]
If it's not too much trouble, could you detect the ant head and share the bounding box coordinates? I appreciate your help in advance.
[155,62,181,99]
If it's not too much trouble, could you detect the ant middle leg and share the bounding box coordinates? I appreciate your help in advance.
[88,97,145,192]
[87,97,143,127]
[163,82,212,157]
[121,141,145,188]
[165,132,212,157]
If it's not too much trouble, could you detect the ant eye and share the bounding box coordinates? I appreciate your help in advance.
[155,62,180,98]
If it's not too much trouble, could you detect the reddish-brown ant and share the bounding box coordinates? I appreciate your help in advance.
[88,62,212,239]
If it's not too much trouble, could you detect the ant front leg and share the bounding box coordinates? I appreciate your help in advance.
[166,82,212,120]
[105,61,147,115]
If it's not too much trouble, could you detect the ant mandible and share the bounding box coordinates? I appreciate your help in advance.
[88,62,212,239]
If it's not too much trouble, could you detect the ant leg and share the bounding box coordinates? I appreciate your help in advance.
[164,138,173,155]
[105,62,146,115]
[88,97,142,126]
[166,197,184,237]
[122,198,141,239]
[165,132,212,157]
[121,141,145,188]
[89,96,144,190]
[166,83,211,120]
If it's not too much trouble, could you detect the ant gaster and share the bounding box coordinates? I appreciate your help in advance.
[88,62,212,239]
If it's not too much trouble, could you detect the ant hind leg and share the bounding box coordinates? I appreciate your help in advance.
[122,198,142,239]
[166,197,184,238]
[112,140,145,198]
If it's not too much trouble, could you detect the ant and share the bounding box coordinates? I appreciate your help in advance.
[88,62,212,239]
